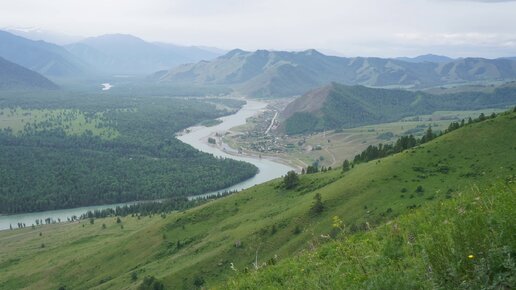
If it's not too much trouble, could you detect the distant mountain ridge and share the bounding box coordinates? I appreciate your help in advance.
[0,30,89,77]
[395,54,453,63]
[0,56,59,90]
[281,82,516,134]
[66,34,224,74]
[157,49,516,97]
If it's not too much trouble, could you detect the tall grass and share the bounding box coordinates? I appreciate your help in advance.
[228,178,516,289]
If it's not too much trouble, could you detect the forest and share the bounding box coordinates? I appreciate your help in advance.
[0,90,257,214]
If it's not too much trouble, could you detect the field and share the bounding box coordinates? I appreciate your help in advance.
[1,110,514,289]
[0,107,119,139]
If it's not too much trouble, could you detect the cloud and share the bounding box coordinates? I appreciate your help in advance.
[441,0,516,2]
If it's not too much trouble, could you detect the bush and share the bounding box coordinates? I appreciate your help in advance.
[138,276,164,290]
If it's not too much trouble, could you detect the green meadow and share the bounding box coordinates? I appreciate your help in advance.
[0,107,119,139]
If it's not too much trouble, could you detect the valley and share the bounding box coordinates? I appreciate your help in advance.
[1,7,516,289]
[1,109,514,289]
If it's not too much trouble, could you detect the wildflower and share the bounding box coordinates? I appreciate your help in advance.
[468,254,474,259]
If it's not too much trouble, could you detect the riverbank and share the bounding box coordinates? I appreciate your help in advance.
[177,99,295,199]
[0,98,295,231]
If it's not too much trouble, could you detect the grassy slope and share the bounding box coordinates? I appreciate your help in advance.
[229,180,516,289]
[0,111,514,290]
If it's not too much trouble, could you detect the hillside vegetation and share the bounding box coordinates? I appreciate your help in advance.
[282,82,516,134]
[229,180,515,289]
[0,110,514,289]
[158,49,516,97]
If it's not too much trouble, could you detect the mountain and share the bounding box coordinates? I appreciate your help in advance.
[281,82,516,134]
[1,110,514,289]
[396,54,453,63]
[4,27,83,45]
[0,30,88,77]
[66,34,224,74]
[157,49,516,97]
[0,57,59,90]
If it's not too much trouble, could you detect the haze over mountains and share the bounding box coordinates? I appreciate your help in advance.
[158,49,516,97]
[0,56,58,90]
[0,30,89,78]
[0,30,225,80]
[1,29,516,94]
[66,34,224,75]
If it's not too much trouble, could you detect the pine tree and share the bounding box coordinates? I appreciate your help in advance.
[310,193,324,215]
[342,159,350,172]
[283,171,300,189]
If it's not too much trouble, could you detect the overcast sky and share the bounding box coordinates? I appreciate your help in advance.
[1,0,515,58]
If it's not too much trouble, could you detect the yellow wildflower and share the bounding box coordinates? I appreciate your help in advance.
[468,254,474,259]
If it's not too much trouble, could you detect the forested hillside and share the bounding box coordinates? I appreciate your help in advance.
[282,82,516,134]
[0,93,256,213]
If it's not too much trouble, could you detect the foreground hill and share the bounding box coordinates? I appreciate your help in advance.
[0,30,88,78]
[157,49,516,97]
[0,57,58,90]
[281,82,516,134]
[230,179,515,289]
[66,34,223,75]
[0,109,514,289]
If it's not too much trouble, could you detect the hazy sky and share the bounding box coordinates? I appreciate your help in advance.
[1,0,515,57]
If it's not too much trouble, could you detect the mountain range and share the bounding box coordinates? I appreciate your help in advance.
[0,30,225,79]
[65,34,224,75]
[0,30,89,77]
[395,54,453,63]
[157,49,516,97]
[281,82,516,134]
[0,56,59,90]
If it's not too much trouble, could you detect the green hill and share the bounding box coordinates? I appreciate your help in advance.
[0,110,514,289]
[229,179,515,289]
[282,82,516,134]
[0,57,59,90]
[157,49,516,97]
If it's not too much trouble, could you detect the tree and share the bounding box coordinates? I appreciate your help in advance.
[310,193,324,215]
[422,126,435,143]
[283,170,299,189]
[342,159,350,172]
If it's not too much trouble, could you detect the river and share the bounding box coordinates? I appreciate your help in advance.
[0,99,294,231]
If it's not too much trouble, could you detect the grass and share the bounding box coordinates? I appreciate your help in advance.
[0,107,119,139]
[0,110,514,289]
[229,180,516,289]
